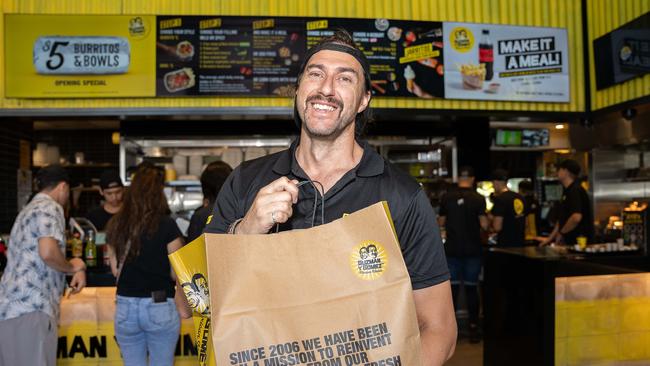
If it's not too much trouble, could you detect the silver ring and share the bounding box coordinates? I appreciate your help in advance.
[271,211,277,224]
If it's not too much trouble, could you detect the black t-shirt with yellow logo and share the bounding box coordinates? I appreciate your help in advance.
[491,190,526,246]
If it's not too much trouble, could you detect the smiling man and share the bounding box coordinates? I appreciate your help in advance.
[205,30,456,364]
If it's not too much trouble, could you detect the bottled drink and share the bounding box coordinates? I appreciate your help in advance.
[71,232,83,258]
[65,231,72,258]
[479,29,494,81]
[84,230,97,268]
[102,244,110,267]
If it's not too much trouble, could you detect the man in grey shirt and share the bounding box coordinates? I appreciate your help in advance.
[0,165,86,366]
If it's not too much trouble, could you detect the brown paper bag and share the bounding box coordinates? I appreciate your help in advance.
[205,202,422,366]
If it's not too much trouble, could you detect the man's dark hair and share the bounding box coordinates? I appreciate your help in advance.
[99,169,123,190]
[36,165,70,191]
[294,29,373,137]
[518,180,534,194]
[558,159,581,177]
[491,169,509,182]
[458,166,475,179]
[201,161,233,204]
[305,31,369,90]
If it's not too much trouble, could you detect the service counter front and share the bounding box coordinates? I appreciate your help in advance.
[484,246,650,366]
[58,285,197,365]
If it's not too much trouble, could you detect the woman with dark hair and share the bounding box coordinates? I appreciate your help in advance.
[106,164,190,366]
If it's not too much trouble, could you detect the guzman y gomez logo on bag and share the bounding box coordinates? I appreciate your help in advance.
[350,241,387,280]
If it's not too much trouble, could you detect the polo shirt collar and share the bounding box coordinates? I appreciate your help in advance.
[565,180,579,191]
[271,139,297,176]
[34,192,54,202]
[271,138,385,178]
[355,141,384,177]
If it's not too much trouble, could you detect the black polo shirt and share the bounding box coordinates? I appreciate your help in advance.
[439,187,486,257]
[491,190,526,246]
[86,206,114,231]
[558,181,594,244]
[205,140,450,290]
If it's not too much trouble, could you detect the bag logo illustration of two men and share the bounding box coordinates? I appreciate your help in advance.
[181,273,210,316]
[350,241,388,280]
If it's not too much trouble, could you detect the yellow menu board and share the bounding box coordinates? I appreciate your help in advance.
[5,15,156,98]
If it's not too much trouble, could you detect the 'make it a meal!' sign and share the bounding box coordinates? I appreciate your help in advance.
[443,22,570,102]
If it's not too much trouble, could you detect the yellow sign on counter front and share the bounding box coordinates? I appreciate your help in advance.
[57,287,197,366]
[5,15,156,98]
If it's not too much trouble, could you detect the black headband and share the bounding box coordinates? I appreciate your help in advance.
[299,42,372,91]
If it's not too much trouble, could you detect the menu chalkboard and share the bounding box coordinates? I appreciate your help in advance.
[252,18,305,97]
[305,18,445,98]
[156,16,446,98]
[6,14,569,102]
[151,16,568,102]
[157,16,254,96]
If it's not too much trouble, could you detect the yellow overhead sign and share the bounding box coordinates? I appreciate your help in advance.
[5,15,156,98]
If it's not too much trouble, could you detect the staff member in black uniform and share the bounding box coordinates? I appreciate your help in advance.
[438,166,488,343]
[490,169,526,246]
[86,170,124,231]
[187,161,232,242]
[541,159,594,245]
[205,30,456,364]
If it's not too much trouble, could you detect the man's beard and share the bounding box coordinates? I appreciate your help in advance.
[301,94,354,139]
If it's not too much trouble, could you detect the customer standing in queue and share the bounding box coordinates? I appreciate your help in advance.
[106,164,190,366]
[438,166,488,343]
[187,161,233,242]
[541,159,594,245]
[86,170,124,231]
[0,165,86,366]
[205,30,456,364]
[490,169,526,246]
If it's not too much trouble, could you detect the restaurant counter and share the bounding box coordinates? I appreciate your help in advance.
[57,286,197,365]
[484,246,650,366]
[59,268,199,365]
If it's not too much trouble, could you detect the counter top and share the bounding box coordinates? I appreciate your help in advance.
[488,245,650,273]
[67,266,116,287]
[484,245,649,366]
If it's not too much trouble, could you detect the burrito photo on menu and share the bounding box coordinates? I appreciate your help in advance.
[205,202,422,366]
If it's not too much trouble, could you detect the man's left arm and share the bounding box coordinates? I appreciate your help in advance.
[560,189,583,235]
[395,189,456,363]
[414,281,457,365]
[560,213,582,235]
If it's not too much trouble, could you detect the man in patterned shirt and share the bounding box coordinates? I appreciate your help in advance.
[0,165,86,366]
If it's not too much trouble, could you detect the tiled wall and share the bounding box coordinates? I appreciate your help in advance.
[556,273,650,365]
